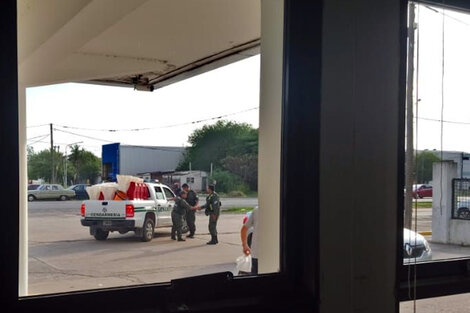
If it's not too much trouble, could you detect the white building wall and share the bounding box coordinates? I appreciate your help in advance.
[430,151,470,179]
[450,220,470,246]
[119,145,184,175]
[431,161,457,244]
[179,173,207,192]
[432,161,470,246]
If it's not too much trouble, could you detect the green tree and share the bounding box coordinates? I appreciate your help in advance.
[177,120,258,191]
[178,120,258,171]
[416,151,441,183]
[28,145,101,185]
[222,154,258,190]
[210,169,249,193]
[68,145,101,184]
[28,148,64,183]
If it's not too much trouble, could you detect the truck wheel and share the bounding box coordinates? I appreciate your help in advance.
[28,195,36,202]
[94,229,109,241]
[141,217,155,242]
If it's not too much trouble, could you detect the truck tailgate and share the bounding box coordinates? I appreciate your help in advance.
[83,200,129,219]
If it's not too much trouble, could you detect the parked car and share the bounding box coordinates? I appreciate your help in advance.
[28,184,40,190]
[403,228,432,263]
[67,184,90,200]
[455,196,470,219]
[28,184,76,201]
[413,184,432,199]
[242,213,432,263]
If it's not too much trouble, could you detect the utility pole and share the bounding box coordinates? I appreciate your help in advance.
[405,2,416,230]
[50,123,54,184]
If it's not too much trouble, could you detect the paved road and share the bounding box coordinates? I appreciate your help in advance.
[28,197,258,212]
[408,208,470,261]
[28,205,249,295]
[27,200,470,296]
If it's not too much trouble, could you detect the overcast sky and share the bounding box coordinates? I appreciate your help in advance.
[26,4,470,158]
[26,55,260,156]
[414,5,470,153]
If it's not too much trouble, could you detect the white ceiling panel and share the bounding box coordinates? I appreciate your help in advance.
[18,0,260,89]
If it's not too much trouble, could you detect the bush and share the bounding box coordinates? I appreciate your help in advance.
[227,190,247,197]
[211,169,249,194]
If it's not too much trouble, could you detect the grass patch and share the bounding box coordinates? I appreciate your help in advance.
[222,207,254,214]
[413,201,432,209]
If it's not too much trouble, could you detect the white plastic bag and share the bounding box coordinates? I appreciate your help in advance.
[100,183,119,200]
[234,254,252,275]
[85,185,100,200]
[86,183,118,200]
[117,175,143,193]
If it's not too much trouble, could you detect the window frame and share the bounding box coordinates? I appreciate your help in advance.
[2,1,321,312]
[162,187,175,200]
[154,186,165,200]
[399,0,470,302]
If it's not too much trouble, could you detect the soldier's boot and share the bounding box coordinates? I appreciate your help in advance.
[186,233,195,238]
[206,236,218,245]
[177,236,185,242]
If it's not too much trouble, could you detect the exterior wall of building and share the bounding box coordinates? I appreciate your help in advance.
[429,150,470,179]
[102,143,120,181]
[432,161,470,246]
[102,143,185,180]
[162,171,208,192]
[119,145,184,176]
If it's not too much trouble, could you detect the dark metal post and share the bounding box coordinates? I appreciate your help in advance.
[50,123,54,183]
[405,2,416,230]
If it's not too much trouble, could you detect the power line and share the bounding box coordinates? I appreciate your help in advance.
[417,116,470,125]
[26,123,49,129]
[53,128,115,143]
[28,139,90,146]
[27,134,50,146]
[54,107,259,132]
[53,129,185,152]
[27,133,49,141]
[423,5,470,27]
[121,145,186,153]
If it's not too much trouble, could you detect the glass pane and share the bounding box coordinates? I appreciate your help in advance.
[404,3,470,264]
[19,0,283,296]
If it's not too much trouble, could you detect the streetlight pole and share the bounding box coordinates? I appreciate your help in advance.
[64,141,83,187]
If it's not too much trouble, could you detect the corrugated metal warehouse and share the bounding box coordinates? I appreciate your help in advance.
[102,143,185,181]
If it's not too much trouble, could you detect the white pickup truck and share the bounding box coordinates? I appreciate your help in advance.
[80,182,186,241]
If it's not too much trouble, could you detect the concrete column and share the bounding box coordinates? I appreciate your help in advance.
[431,161,457,244]
[257,0,283,274]
[18,84,28,296]
[320,0,401,312]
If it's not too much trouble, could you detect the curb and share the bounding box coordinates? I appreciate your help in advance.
[419,231,432,236]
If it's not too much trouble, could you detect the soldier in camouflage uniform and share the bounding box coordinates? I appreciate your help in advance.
[182,183,198,238]
[171,191,192,242]
[197,184,220,245]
